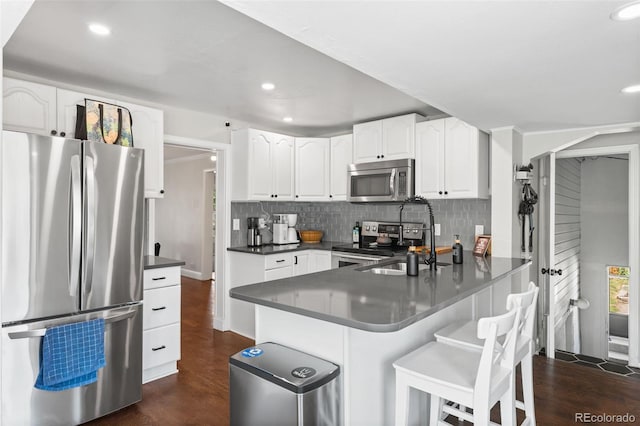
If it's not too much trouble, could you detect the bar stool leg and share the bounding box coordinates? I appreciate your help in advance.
[521,352,536,425]
[395,375,410,426]
[499,381,516,426]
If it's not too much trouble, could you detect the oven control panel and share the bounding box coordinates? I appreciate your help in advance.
[361,221,425,239]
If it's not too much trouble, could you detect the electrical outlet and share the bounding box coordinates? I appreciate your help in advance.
[475,225,484,237]
[233,218,240,231]
[434,223,441,236]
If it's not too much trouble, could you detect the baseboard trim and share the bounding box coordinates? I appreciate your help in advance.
[214,317,227,331]
[181,268,207,281]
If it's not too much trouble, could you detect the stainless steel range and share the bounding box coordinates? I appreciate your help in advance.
[331,220,425,268]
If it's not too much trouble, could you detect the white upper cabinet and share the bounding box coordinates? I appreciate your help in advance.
[3,78,165,198]
[415,117,489,199]
[353,113,419,163]
[117,101,165,198]
[232,129,295,201]
[382,114,416,160]
[3,78,57,136]
[329,134,353,200]
[271,133,295,200]
[295,138,330,201]
[353,120,382,163]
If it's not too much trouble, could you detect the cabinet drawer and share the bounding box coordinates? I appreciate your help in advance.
[143,323,180,370]
[144,286,181,330]
[144,266,181,289]
[264,253,293,270]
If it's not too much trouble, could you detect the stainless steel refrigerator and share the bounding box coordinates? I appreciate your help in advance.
[1,131,144,425]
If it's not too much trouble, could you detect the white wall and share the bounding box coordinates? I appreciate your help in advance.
[156,155,216,278]
[580,157,628,358]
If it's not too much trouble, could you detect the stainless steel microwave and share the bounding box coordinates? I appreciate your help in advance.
[347,159,415,202]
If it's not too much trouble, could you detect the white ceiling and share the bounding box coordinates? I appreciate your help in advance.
[164,144,213,162]
[3,0,443,137]
[5,1,639,136]
[224,0,640,133]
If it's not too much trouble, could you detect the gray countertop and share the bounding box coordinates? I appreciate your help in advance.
[230,252,530,332]
[144,255,186,270]
[227,241,345,255]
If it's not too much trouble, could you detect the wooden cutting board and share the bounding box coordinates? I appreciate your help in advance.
[414,246,452,254]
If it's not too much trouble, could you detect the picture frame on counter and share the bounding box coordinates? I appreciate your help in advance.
[473,235,491,257]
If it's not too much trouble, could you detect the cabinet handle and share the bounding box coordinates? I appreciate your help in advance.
[381,154,385,158]
[60,131,66,137]
[160,189,165,194]
[274,194,278,198]
[294,255,298,265]
[295,195,299,198]
[152,306,167,311]
[152,345,166,352]
[152,276,166,281]
[376,155,380,159]
[51,130,57,136]
[444,191,448,195]
[329,195,333,198]
[276,259,285,263]
[438,191,443,195]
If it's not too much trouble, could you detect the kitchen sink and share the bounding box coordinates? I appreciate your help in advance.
[362,260,451,275]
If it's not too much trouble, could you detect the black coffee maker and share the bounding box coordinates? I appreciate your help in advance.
[247,217,261,247]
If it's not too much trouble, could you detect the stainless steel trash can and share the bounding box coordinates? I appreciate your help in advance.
[229,342,341,426]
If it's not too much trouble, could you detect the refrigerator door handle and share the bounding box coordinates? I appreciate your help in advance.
[69,155,82,297]
[7,310,137,339]
[84,155,97,296]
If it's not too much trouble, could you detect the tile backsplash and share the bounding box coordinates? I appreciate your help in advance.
[230,200,490,248]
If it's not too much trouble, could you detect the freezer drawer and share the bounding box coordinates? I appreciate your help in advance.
[1,304,142,425]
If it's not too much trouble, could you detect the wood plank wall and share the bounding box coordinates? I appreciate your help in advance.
[554,158,582,348]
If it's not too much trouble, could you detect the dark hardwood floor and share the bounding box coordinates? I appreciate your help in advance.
[90,277,640,425]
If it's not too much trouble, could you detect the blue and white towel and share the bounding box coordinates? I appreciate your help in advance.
[35,318,106,391]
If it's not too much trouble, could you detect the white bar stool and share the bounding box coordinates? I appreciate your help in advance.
[434,282,539,425]
[393,307,522,426]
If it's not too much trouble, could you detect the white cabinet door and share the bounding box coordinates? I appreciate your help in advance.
[295,138,330,201]
[248,129,274,200]
[415,119,445,199]
[118,101,165,198]
[3,77,56,136]
[444,117,479,199]
[310,251,332,273]
[382,114,415,160]
[330,134,353,200]
[271,133,295,200]
[353,120,382,163]
[293,252,311,276]
[56,89,116,140]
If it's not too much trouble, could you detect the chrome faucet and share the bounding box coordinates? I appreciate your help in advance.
[399,196,437,270]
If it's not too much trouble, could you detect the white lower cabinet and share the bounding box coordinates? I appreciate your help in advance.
[142,266,181,384]
[229,250,334,338]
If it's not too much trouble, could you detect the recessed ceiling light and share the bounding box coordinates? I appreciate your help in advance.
[89,23,111,36]
[611,1,640,21]
[261,82,275,91]
[283,117,293,123]
[622,84,640,94]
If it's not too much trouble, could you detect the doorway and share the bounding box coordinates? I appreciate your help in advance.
[154,135,231,332]
[538,144,639,368]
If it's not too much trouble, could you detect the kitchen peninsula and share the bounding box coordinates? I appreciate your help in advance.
[230,252,530,425]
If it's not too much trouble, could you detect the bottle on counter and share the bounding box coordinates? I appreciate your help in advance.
[352,221,361,244]
[406,246,419,276]
[452,234,463,264]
